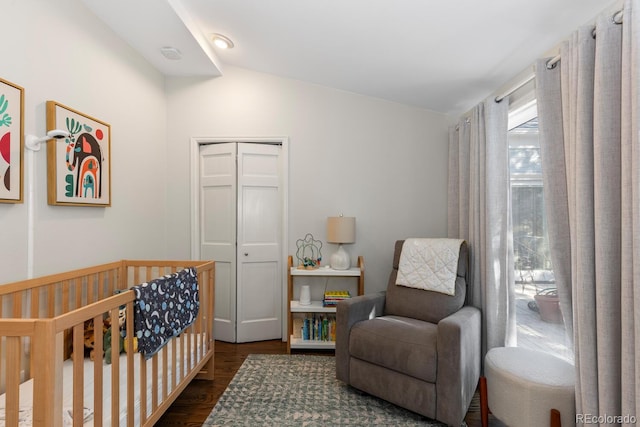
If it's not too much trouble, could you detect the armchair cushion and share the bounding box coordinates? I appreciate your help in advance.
[385,240,468,324]
[349,315,437,383]
[335,291,387,383]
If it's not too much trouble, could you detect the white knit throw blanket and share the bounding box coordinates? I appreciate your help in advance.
[396,238,464,296]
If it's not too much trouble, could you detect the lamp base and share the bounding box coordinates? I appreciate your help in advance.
[330,244,351,270]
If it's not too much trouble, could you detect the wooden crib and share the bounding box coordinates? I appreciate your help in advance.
[0,260,215,427]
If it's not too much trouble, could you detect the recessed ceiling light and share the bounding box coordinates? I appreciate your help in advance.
[211,33,234,50]
[160,46,182,60]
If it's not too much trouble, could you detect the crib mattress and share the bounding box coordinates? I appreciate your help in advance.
[0,335,204,426]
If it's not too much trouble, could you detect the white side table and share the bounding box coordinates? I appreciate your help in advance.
[286,255,364,353]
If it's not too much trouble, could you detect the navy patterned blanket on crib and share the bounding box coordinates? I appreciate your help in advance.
[132,267,199,359]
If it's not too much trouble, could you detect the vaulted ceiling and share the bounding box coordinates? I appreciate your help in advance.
[82,0,619,115]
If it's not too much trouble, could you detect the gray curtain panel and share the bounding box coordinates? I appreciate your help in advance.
[447,100,515,359]
[536,0,639,423]
[534,58,574,343]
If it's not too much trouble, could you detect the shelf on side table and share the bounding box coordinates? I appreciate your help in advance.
[289,337,336,350]
[290,300,337,313]
[290,266,362,277]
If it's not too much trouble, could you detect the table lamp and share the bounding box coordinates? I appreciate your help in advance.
[327,215,356,270]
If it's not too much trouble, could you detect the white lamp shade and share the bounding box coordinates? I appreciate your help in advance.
[327,216,355,270]
[327,216,355,243]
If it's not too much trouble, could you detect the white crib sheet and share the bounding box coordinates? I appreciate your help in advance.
[0,334,204,426]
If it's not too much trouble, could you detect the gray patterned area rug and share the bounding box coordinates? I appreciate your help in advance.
[203,354,447,426]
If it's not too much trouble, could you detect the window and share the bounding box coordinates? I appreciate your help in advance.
[510,118,552,280]
[508,103,573,363]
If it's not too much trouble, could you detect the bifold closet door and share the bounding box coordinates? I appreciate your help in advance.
[236,143,282,342]
[199,142,282,343]
[199,142,237,342]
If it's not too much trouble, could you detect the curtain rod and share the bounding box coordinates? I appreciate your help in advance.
[494,8,623,103]
[494,74,535,103]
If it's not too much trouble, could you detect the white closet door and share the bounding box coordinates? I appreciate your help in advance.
[199,143,237,342]
[236,143,282,342]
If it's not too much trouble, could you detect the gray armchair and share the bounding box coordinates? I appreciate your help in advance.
[336,240,481,427]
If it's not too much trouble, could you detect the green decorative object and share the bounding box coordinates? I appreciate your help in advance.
[295,233,323,268]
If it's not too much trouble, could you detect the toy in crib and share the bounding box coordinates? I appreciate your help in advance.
[71,319,107,361]
[104,307,138,364]
[70,308,138,363]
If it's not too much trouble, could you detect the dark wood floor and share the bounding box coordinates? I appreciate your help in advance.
[155,340,503,426]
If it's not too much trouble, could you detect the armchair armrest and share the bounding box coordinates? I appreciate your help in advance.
[436,305,481,427]
[335,292,386,382]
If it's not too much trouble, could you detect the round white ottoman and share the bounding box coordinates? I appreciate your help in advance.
[484,347,575,427]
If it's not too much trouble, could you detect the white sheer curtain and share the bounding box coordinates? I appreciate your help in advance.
[536,0,639,423]
[448,99,515,358]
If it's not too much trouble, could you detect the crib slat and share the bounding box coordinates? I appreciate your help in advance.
[162,346,168,400]
[97,271,104,302]
[72,323,85,426]
[183,329,189,376]
[110,307,120,426]
[62,281,72,358]
[5,336,21,427]
[126,303,135,427]
[112,268,117,290]
[176,333,182,383]
[90,314,103,427]
[152,355,158,410]
[12,293,22,318]
[47,285,55,317]
[187,326,192,373]
[28,289,39,378]
[204,278,210,357]
[195,292,203,360]
[133,266,140,288]
[206,265,216,379]
[87,274,96,305]
[140,352,147,424]
[171,336,177,390]
[106,269,113,296]
[30,288,39,318]
[62,280,70,314]
[75,279,83,310]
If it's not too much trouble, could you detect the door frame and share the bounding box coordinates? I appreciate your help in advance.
[190,137,289,341]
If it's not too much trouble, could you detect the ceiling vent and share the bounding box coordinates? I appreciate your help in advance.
[160,46,183,60]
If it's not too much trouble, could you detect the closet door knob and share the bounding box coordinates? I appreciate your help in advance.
[244,252,249,256]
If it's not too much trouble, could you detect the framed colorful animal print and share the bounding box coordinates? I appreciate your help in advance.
[0,78,24,203]
[46,101,111,207]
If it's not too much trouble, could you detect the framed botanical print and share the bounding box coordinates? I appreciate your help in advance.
[46,101,111,206]
[0,78,24,203]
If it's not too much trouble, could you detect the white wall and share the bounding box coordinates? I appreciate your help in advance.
[0,0,168,280]
[0,1,450,293]
[165,67,450,293]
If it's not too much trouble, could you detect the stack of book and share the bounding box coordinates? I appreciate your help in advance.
[323,290,351,307]
[300,314,336,341]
